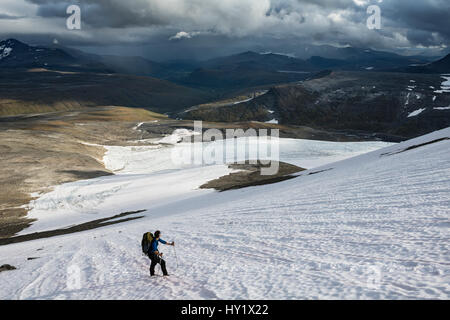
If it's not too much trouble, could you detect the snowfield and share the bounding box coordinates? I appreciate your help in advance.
[1,129,449,300]
[21,137,390,234]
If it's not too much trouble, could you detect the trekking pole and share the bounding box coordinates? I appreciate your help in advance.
[173,245,179,270]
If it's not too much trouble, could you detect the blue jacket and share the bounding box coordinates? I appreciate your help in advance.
[150,238,167,253]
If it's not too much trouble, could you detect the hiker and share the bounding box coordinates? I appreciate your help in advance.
[149,230,174,277]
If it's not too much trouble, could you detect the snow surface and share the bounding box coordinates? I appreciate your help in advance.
[434,75,450,94]
[133,122,144,130]
[22,137,390,234]
[408,108,426,118]
[233,97,254,105]
[0,46,12,60]
[157,128,200,144]
[405,92,411,105]
[1,129,449,300]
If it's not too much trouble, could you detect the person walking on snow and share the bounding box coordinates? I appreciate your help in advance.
[149,230,174,276]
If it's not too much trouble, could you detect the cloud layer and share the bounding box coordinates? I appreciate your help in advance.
[0,0,448,58]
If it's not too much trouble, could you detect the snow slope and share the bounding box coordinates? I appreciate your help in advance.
[21,137,390,234]
[1,130,449,300]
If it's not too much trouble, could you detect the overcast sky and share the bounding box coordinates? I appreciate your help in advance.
[0,0,448,60]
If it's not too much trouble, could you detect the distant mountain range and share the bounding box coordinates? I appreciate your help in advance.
[398,54,450,73]
[1,38,449,132]
[203,48,431,72]
[277,43,442,61]
[1,39,444,90]
[183,71,450,139]
[0,39,215,117]
[0,39,112,73]
[0,39,76,68]
[172,49,438,90]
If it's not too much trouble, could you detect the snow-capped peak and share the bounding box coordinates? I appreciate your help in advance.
[0,39,27,60]
[0,45,13,60]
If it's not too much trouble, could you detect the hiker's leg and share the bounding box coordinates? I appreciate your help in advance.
[160,258,168,276]
[150,254,157,276]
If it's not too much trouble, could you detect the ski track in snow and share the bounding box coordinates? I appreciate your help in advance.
[1,130,449,300]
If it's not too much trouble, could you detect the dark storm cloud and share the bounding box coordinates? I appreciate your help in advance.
[381,0,450,45]
[28,0,174,28]
[406,30,440,47]
[23,0,450,40]
[0,0,446,58]
[22,0,370,29]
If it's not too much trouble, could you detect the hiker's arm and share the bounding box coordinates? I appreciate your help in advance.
[160,239,174,246]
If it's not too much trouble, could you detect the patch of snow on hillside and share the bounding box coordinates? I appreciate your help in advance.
[434,75,450,94]
[408,108,426,117]
[0,46,12,60]
[133,122,144,130]
[233,97,253,105]
[405,92,411,105]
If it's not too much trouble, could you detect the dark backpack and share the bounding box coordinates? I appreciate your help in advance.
[141,232,154,254]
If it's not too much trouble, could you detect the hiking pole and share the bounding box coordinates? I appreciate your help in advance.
[173,245,179,270]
